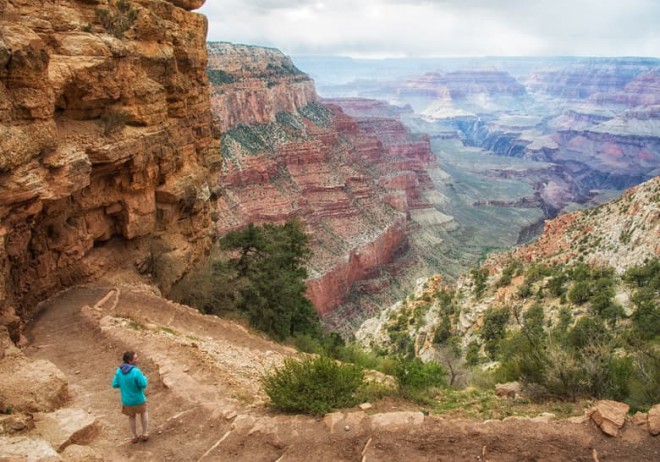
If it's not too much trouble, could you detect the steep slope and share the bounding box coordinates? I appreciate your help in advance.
[486,176,660,272]
[207,43,448,327]
[358,176,659,354]
[0,0,219,340]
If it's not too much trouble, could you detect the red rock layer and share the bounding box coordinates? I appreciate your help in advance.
[207,42,317,132]
[208,45,439,315]
[0,0,219,339]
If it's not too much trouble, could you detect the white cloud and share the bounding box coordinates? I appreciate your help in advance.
[198,0,660,57]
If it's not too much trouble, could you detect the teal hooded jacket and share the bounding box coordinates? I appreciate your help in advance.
[112,363,148,406]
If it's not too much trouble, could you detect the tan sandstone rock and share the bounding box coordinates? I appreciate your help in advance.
[34,408,98,452]
[1,0,219,335]
[588,400,630,437]
[323,412,345,434]
[649,404,660,436]
[631,412,648,427]
[0,357,68,413]
[0,413,35,436]
[168,0,205,11]
[0,435,61,461]
[61,444,104,462]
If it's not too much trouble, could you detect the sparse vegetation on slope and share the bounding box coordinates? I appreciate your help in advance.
[356,178,659,411]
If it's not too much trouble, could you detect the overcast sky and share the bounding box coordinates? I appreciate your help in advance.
[199,0,659,58]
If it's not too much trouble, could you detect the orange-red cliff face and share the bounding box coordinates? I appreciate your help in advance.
[207,42,317,133]
[0,0,218,339]
[207,44,438,317]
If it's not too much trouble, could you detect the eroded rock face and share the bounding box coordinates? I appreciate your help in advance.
[0,435,62,461]
[208,44,441,319]
[0,0,219,336]
[34,408,98,453]
[0,357,68,413]
[207,42,317,133]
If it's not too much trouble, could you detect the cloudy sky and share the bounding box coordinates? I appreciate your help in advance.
[199,0,659,58]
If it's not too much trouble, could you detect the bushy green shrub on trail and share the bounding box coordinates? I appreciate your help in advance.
[394,357,447,391]
[262,356,365,415]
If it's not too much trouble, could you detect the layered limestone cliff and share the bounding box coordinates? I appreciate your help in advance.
[208,45,442,320]
[525,58,658,99]
[0,0,218,340]
[590,68,660,107]
[207,42,317,132]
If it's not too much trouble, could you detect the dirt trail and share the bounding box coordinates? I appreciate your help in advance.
[24,284,660,461]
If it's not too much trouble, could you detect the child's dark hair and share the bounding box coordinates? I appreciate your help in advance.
[122,351,136,363]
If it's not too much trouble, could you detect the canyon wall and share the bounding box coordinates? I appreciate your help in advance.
[0,0,218,340]
[525,58,658,99]
[207,42,317,132]
[207,45,441,320]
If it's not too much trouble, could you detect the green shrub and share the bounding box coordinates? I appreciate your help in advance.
[624,258,660,289]
[298,102,333,127]
[207,69,236,85]
[96,0,138,39]
[465,340,482,366]
[631,289,660,340]
[470,268,488,298]
[568,280,591,305]
[547,272,568,297]
[479,306,510,359]
[496,261,522,288]
[568,317,609,349]
[394,357,446,391]
[262,356,365,415]
[337,343,383,370]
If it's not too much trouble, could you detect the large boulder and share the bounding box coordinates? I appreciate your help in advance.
[649,404,660,436]
[0,435,61,461]
[0,357,68,413]
[34,408,98,452]
[588,400,630,437]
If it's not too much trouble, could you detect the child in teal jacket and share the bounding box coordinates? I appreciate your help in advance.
[112,351,149,443]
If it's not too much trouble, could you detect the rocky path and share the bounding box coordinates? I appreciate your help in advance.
[19,284,660,461]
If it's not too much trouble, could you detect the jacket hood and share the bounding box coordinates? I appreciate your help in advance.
[120,363,135,374]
